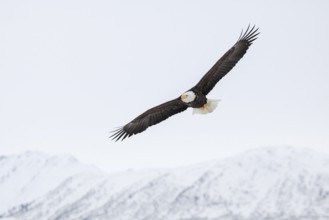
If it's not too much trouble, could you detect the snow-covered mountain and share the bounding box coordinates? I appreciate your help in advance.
[1,147,329,220]
[0,151,102,214]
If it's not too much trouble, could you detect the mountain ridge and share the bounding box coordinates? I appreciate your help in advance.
[1,147,329,220]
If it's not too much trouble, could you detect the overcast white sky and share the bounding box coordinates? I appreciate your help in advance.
[1,0,329,172]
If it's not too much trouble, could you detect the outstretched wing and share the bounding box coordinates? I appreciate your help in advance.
[110,98,188,141]
[195,25,259,95]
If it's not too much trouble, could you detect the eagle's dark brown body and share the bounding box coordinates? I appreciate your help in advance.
[187,89,207,108]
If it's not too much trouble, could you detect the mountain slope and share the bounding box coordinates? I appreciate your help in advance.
[1,147,329,220]
[0,151,101,213]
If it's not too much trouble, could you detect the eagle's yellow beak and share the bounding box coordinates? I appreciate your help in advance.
[181,94,187,101]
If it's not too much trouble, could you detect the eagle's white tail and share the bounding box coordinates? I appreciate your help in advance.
[193,99,220,115]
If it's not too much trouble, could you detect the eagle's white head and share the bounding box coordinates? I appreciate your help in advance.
[181,91,196,103]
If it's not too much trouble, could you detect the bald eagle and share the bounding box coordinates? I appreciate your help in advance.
[111,25,259,141]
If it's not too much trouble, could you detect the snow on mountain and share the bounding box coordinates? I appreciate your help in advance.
[0,151,101,213]
[1,147,329,220]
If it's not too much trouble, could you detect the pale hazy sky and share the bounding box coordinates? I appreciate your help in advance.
[1,0,329,172]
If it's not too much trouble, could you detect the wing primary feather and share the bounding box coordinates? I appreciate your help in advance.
[238,28,244,40]
[116,131,126,141]
[122,132,130,141]
[238,25,258,42]
[242,26,259,43]
[110,128,125,142]
[109,128,121,138]
[239,24,250,41]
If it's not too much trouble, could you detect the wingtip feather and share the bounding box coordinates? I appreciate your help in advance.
[238,25,260,43]
[110,127,127,142]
